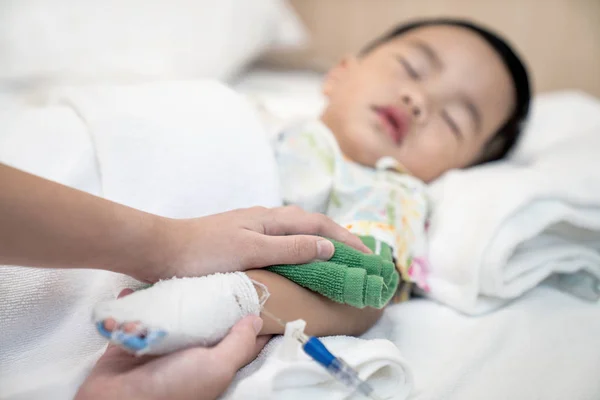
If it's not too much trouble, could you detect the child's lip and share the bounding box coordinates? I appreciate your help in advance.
[372,105,410,144]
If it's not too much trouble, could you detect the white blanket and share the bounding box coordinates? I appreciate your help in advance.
[0,81,281,399]
[426,91,600,314]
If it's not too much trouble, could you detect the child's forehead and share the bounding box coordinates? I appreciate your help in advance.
[374,25,488,54]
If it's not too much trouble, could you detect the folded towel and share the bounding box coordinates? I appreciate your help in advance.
[426,92,600,314]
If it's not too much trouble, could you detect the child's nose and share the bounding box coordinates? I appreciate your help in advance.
[400,89,429,123]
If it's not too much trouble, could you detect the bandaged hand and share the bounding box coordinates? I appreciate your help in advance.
[133,205,371,283]
[77,290,268,400]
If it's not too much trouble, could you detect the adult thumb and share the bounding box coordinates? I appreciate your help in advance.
[249,235,335,267]
[134,316,267,400]
[212,316,265,369]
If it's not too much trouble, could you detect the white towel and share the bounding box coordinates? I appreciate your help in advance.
[426,91,600,314]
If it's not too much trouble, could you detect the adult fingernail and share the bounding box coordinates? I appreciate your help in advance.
[117,288,134,299]
[253,317,263,334]
[317,239,335,260]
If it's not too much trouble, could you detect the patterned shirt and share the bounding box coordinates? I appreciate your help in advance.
[273,119,431,294]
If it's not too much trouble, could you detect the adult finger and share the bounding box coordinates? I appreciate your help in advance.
[144,317,266,400]
[245,234,335,267]
[262,207,371,254]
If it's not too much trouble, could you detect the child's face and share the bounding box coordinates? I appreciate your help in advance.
[320,25,516,182]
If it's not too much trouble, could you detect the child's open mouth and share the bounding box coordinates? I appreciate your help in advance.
[372,105,409,145]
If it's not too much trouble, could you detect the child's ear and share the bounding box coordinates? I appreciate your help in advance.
[322,55,357,97]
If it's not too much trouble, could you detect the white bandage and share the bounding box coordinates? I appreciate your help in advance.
[93,272,262,355]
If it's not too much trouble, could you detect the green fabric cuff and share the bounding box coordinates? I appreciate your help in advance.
[266,236,399,309]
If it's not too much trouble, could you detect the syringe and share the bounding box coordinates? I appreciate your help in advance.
[262,309,383,400]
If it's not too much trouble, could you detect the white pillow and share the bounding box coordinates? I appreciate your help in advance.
[0,0,306,85]
[511,90,600,161]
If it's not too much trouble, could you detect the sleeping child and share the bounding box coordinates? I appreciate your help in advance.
[93,17,531,355]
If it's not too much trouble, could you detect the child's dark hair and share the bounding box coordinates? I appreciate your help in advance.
[361,18,531,163]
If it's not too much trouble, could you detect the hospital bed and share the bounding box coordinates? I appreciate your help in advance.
[1,1,599,399]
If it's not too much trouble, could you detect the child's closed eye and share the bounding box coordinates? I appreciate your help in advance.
[396,56,422,81]
[441,110,463,140]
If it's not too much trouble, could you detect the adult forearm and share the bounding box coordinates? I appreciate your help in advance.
[0,163,371,283]
[0,163,167,277]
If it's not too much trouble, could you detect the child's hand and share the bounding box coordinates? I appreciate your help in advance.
[135,205,371,282]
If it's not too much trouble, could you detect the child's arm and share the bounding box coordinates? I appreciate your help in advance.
[246,269,384,336]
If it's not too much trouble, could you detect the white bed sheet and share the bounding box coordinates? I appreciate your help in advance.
[232,68,600,400]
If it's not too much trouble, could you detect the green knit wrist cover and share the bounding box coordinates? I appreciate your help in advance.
[266,237,399,309]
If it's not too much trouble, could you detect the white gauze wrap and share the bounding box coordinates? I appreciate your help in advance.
[93,272,264,355]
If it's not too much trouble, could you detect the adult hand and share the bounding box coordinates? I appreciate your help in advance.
[138,205,370,282]
[0,163,368,282]
[76,291,269,400]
